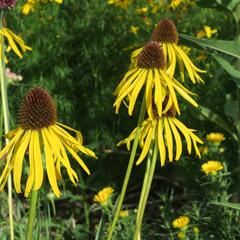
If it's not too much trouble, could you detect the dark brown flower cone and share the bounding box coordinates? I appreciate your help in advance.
[137,41,166,69]
[151,18,179,44]
[18,87,57,130]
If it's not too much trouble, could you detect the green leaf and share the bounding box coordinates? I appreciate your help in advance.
[180,34,240,58]
[192,105,238,141]
[212,54,240,86]
[224,100,239,121]
[211,201,240,210]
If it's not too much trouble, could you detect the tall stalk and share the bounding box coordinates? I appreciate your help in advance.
[107,98,146,240]
[0,10,14,240]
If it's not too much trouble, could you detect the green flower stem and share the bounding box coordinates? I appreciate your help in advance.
[135,142,153,240]
[134,142,158,240]
[107,98,146,240]
[0,10,14,240]
[26,190,39,240]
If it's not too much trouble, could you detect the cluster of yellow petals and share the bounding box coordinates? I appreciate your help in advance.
[196,26,217,39]
[93,187,114,205]
[206,132,225,144]
[201,160,224,175]
[0,27,32,61]
[172,216,190,228]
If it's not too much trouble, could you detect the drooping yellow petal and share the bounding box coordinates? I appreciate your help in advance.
[136,121,155,165]
[168,117,182,160]
[157,119,166,166]
[164,118,173,162]
[161,70,180,114]
[32,131,43,191]
[41,128,61,197]
[145,69,154,120]
[25,131,35,197]
[166,43,176,78]
[154,68,164,117]
[128,69,147,115]
[172,118,192,154]
[13,130,31,193]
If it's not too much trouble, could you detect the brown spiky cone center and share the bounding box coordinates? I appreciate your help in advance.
[18,87,57,130]
[151,18,179,44]
[137,41,166,69]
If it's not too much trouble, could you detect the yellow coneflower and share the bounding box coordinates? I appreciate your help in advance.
[0,88,96,197]
[118,102,202,166]
[206,132,225,144]
[172,216,190,228]
[114,41,198,119]
[131,18,205,83]
[0,27,32,59]
[201,160,223,175]
[93,187,114,205]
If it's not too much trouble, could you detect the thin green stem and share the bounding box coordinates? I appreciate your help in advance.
[107,98,146,240]
[134,142,158,240]
[0,10,14,240]
[26,190,39,240]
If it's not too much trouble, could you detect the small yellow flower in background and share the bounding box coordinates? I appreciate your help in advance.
[93,187,114,205]
[193,226,199,234]
[142,16,152,26]
[196,26,217,39]
[119,210,129,218]
[206,132,225,144]
[21,0,36,15]
[0,28,32,59]
[199,146,208,155]
[178,231,186,239]
[136,7,148,14]
[107,0,132,9]
[130,26,139,35]
[0,88,96,197]
[173,216,190,228]
[169,0,182,10]
[201,160,224,175]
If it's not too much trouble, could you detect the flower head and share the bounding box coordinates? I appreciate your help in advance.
[206,132,225,144]
[0,88,96,197]
[118,102,202,166]
[21,0,36,15]
[0,0,17,9]
[201,161,223,175]
[130,26,139,35]
[151,18,205,83]
[114,41,198,119]
[93,187,114,205]
[172,216,190,228]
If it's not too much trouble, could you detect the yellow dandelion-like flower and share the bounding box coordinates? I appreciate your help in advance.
[196,26,217,39]
[201,161,223,175]
[0,88,96,198]
[0,27,32,59]
[93,187,114,205]
[206,132,225,144]
[172,216,190,228]
[107,0,132,9]
[136,7,148,14]
[118,103,202,166]
[114,41,198,119]
[131,19,206,83]
[119,210,129,218]
[21,0,36,15]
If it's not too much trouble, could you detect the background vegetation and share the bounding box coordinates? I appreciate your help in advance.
[1,0,240,239]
